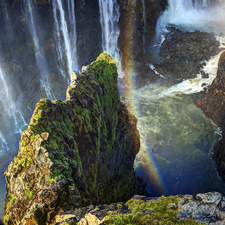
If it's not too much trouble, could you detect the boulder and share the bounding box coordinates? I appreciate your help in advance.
[2,53,145,225]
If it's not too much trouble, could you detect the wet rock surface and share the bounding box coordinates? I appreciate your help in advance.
[154,28,222,80]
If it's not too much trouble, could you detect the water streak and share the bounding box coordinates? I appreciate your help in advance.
[98,0,122,77]
[52,0,78,77]
[142,0,146,53]
[27,1,53,99]
[0,65,26,139]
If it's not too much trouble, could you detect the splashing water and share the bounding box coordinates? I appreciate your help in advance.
[98,0,122,77]
[52,0,78,77]
[156,0,225,38]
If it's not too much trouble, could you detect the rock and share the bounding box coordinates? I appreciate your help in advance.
[195,51,225,182]
[3,53,144,225]
[195,51,225,127]
[141,209,152,215]
[41,132,50,141]
[196,192,222,205]
[156,29,221,80]
[166,203,177,210]
[55,192,225,225]
[177,192,225,224]
[76,203,132,225]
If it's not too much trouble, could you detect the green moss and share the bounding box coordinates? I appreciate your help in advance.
[25,188,33,200]
[104,196,200,225]
[3,214,10,224]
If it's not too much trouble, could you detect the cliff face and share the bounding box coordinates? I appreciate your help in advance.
[195,52,225,181]
[118,0,167,62]
[2,53,145,225]
[195,52,225,128]
[75,0,102,66]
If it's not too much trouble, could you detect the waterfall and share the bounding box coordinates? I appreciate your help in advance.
[98,0,122,77]
[168,0,211,18]
[52,0,78,78]
[0,65,26,140]
[155,0,225,39]
[142,0,146,53]
[27,1,53,99]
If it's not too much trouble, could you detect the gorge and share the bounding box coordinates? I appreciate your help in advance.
[1,0,225,224]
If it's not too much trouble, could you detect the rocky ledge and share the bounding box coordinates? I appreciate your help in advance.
[49,192,225,225]
[2,53,146,225]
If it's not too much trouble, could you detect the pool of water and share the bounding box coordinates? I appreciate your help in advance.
[133,78,225,196]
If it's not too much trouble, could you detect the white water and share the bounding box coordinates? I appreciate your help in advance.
[142,0,146,53]
[156,0,225,39]
[27,1,53,99]
[1,0,9,22]
[98,0,122,77]
[53,0,78,77]
[0,65,26,150]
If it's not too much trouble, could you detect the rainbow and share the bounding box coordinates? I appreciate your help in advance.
[118,3,168,196]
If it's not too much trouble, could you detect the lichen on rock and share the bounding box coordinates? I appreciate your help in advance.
[3,52,145,225]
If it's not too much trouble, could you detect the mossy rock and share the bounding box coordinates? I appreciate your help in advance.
[3,52,142,225]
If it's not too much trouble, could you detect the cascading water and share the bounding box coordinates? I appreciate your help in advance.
[26,1,53,99]
[0,65,26,135]
[156,0,225,39]
[98,0,122,77]
[52,0,78,78]
[142,0,146,53]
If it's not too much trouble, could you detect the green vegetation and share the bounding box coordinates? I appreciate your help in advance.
[25,188,33,199]
[103,196,200,225]
[3,214,10,224]
[4,52,139,223]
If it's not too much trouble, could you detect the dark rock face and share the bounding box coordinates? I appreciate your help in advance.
[118,0,167,62]
[75,0,102,66]
[195,52,225,182]
[196,52,225,127]
[2,53,145,225]
[154,29,221,80]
